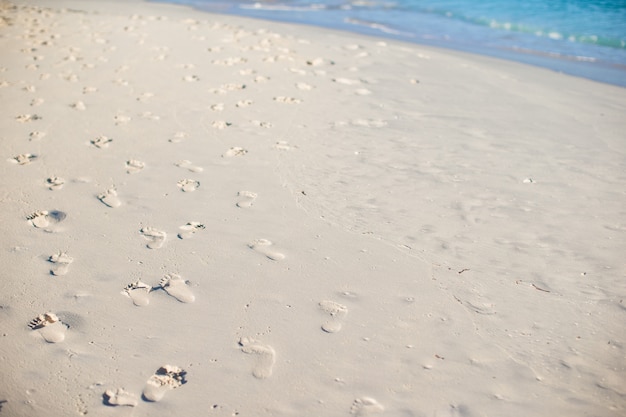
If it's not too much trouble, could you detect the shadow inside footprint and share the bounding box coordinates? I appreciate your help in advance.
[98,188,121,208]
[27,210,67,229]
[142,365,187,402]
[48,210,67,222]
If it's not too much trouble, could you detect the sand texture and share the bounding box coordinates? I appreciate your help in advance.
[1,0,625,416]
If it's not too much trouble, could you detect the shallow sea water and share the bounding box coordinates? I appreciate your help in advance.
[152,0,626,86]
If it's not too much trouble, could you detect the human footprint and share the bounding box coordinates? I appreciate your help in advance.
[90,135,112,148]
[140,227,166,249]
[175,159,203,173]
[319,300,348,333]
[103,388,138,407]
[350,397,384,416]
[169,132,187,143]
[9,153,37,165]
[27,210,66,229]
[27,210,50,228]
[159,273,195,303]
[28,312,67,343]
[236,191,257,208]
[122,280,152,306]
[45,176,65,190]
[142,365,187,402]
[177,222,205,239]
[98,187,121,208]
[125,159,145,174]
[48,251,73,276]
[177,179,200,192]
[223,147,247,157]
[239,337,276,379]
[248,239,285,261]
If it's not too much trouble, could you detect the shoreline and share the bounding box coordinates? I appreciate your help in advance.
[148,0,626,88]
[1,1,625,416]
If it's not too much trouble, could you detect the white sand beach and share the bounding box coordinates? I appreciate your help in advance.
[1,1,625,416]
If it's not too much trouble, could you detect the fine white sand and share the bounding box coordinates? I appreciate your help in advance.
[1,1,625,416]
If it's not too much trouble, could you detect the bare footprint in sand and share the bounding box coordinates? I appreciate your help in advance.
[48,251,73,276]
[236,99,253,108]
[251,120,273,128]
[273,96,301,104]
[319,300,348,333]
[169,132,188,143]
[175,160,203,173]
[212,120,231,129]
[248,239,285,261]
[177,179,200,192]
[333,77,361,86]
[103,388,138,407]
[98,187,121,208]
[351,397,384,416]
[142,365,187,402]
[140,227,166,249]
[27,210,66,229]
[178,222,205,239]
[125,159,145,174]
[114,114,131,125]
[9,153,37,165]
[122,280,152,306]
[29,131,46,140]
[159,274,195,303]
[70,101,86,110]
[27,210,50,228]
[273,141,291,151]
[15,114,42,123]
[223,147,248,157]
[45,176,65,190]
[238,337,276,379]
[90,136,112,149]
[28,312,67,343]
[236,191,257,208]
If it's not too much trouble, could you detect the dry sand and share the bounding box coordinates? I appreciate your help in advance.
[1,0,625,416]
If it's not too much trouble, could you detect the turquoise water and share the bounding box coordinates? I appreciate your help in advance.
[152,0,626,86]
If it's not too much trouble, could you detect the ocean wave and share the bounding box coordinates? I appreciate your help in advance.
[152,0,626,86]
[236,1,626,50]
[344,17,414,37]
[509,46,598,62]
[483,18,626,49]
[239,2,327,12]
[407,2,626,51]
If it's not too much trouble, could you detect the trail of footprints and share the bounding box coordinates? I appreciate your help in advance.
[9,4,387,413]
